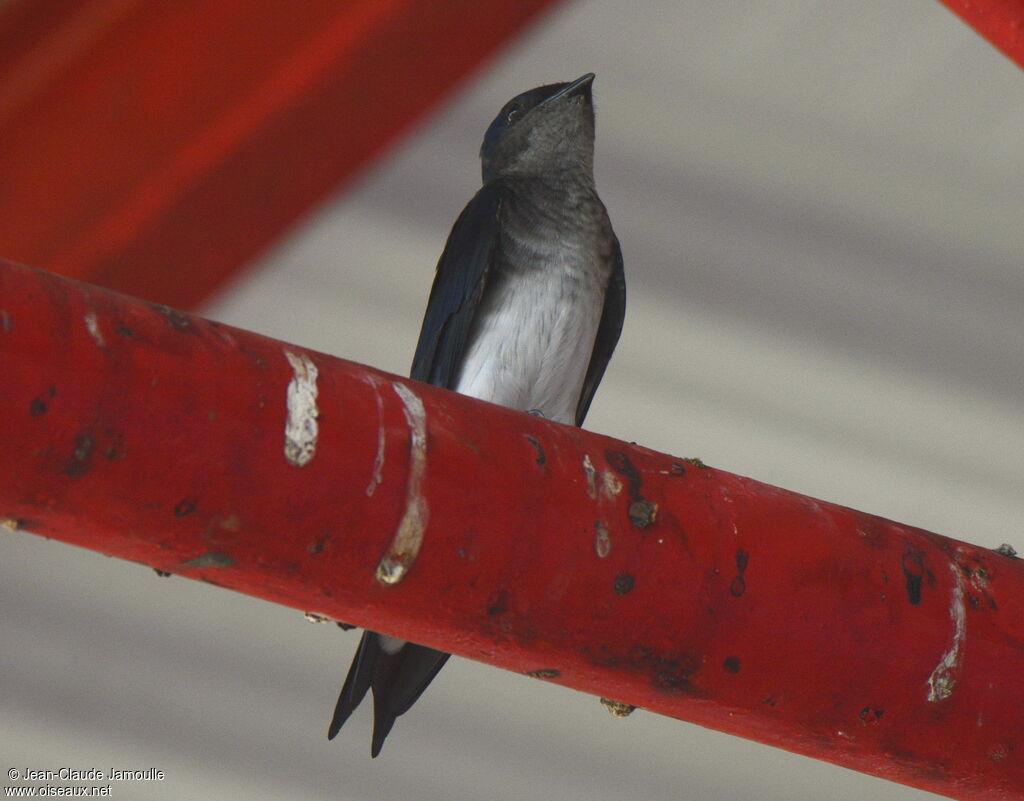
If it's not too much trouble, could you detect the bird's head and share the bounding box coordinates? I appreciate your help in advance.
[479,73,596,184]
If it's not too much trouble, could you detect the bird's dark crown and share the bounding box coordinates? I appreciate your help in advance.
[480,73,596,184]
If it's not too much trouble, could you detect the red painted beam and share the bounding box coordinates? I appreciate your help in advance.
[938,0,1024,69]
[2,258,1023,800]
[0,0,562,309]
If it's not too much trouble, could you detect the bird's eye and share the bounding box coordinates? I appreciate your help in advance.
[506,106,521,124]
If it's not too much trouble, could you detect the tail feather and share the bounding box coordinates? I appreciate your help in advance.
[329,631,451,757]
[328,630,378,740]
[370,643,450,756]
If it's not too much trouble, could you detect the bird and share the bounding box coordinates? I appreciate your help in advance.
[328,72,626,758]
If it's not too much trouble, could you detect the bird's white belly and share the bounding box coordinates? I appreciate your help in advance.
[454,263,604,424]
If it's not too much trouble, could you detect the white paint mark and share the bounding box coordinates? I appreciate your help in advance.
[583,454,597,499]
[601,470,623,498]
[927,561,967,702]
[376,382,429,585]
[84,311,104,346]
[363,376,386,497]
[283,351,319,467]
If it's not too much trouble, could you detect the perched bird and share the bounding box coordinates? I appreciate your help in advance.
[328,72,625,757]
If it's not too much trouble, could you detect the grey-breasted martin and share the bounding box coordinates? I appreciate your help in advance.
[328,72,626,757]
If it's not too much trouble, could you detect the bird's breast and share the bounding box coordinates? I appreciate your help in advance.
[454,252,607,424]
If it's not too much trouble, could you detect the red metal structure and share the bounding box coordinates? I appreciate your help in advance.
[2,259,1021,800]
[0,0,561,309]
[938,0,1024,68]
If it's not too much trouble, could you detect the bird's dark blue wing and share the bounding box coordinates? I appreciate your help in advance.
[575,235,625,426]
[410,182,503,388]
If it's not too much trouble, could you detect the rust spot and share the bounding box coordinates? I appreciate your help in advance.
[337,621,356,631]
[115,322,134,338]
[723,656,741,674]
[650,651,701,692]
[64,432,95,478]
[988,744,1009,762]
[859,706,884,725]
[182,551,234,568]
[29,398,47,416]
[174,499,197,518]
[627,499,658,529]
[149,303,194,332]
[681,457,707,469]
[153,569,172,578]
[594,520,611,557]
[614,573,635,595]
[584,645,703,696]
[607,450,661,532]
[308,534,329,554]
[524,435,546,465]
[669,463,687,476]
[902,549,925,605]
[730,550,749,597]
[524,668,560,679]
[486,590,510,617]
[103,431,127,460]
[604,450,643,500]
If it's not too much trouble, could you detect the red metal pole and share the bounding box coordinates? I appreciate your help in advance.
[937,0,1024,69]
[1,259,1022,800]
[0,0,563,309]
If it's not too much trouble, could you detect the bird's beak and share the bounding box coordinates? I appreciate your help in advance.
[542,73,595,107]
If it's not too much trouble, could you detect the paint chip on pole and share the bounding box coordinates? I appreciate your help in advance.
[927,560,967,702]
[284,351,319,467]
[376,382,429,585]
